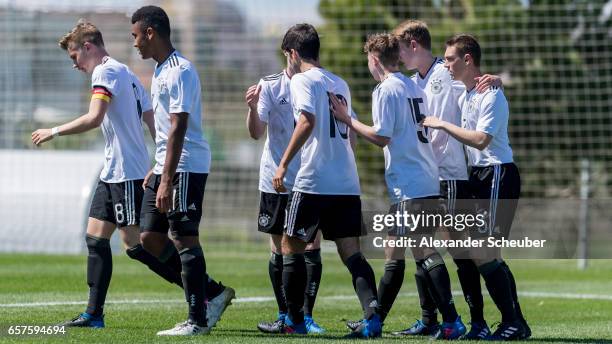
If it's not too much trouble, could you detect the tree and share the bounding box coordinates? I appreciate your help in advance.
[317,0,611,198]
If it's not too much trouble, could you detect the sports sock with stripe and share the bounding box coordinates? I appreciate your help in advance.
[420,253,459,323]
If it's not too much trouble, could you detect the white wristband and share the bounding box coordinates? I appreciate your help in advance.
[51,127,60,137]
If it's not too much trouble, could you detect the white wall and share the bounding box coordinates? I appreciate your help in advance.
[0,149,101,254]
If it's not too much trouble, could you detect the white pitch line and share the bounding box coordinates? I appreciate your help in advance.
[1,291,611,308]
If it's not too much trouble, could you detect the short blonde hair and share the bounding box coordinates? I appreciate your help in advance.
[393,19,431,51]
[59,19,104,50]
[363,33,399,68]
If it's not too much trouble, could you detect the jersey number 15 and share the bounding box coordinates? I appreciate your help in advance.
[409,97,428,143]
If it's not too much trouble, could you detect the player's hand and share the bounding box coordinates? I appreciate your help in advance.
[328,92,350,124]
[142,169,154,190]
[156,178,173,213]
[31,129,53,146]
[422,116,446,129]
[272,166,287,193]
[474,74,502,93]
[245,84,261,110]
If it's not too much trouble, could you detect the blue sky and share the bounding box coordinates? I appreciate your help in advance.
[0,0,323,27]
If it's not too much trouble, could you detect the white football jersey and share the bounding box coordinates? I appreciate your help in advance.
[374,72,439,203]
[290,67,360,195]
[256,70,299,194]
[412,57,468,180]
[460,86,514,167]
[151,50,211,174]
[91,57,152,183]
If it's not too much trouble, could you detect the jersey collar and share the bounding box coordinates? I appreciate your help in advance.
[155,49,177,70]
[418,57,439,80]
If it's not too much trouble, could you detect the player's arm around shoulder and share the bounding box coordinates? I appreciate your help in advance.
[422,90,493,151]
[474,74,503,93]
[475,87,509,140]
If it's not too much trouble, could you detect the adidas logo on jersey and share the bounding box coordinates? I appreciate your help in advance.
[296,228,306,236]
[279,98,288,105]
[188,203,197,211]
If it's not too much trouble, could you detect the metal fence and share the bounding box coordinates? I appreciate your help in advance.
[1,0,610,254]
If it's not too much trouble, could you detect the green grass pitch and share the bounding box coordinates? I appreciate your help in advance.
[1,242,611,343]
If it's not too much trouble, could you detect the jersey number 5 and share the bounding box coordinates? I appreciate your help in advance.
[328,94,349,139]
[409,97,428,143]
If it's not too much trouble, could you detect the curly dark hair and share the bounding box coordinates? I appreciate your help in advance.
[131,6,171,39]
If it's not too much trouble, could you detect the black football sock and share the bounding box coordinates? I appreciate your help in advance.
[158,240,183,284]
[179,246,207,326]
[500,261,525,322]
[479,260,517,323]
[377,259,405,322]
[126,244,182,286]
[269,252,287,314]
[414,261,438,325]
[303,249,322,317]
[205,275,225,300]
[85,235,112,317]
[158,241,223,299]
[421,253,458,323]
[283,253,306,325]
[454,258,485,323]
[345,253,378,320]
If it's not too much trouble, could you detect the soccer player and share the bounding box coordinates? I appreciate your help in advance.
[272,23,382,338]
[31,20,182,328]
[391,20,502,339]
[130,6,234,335]
[245,69,324,334]
[331,33,465,340]
[423,34,530,340]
